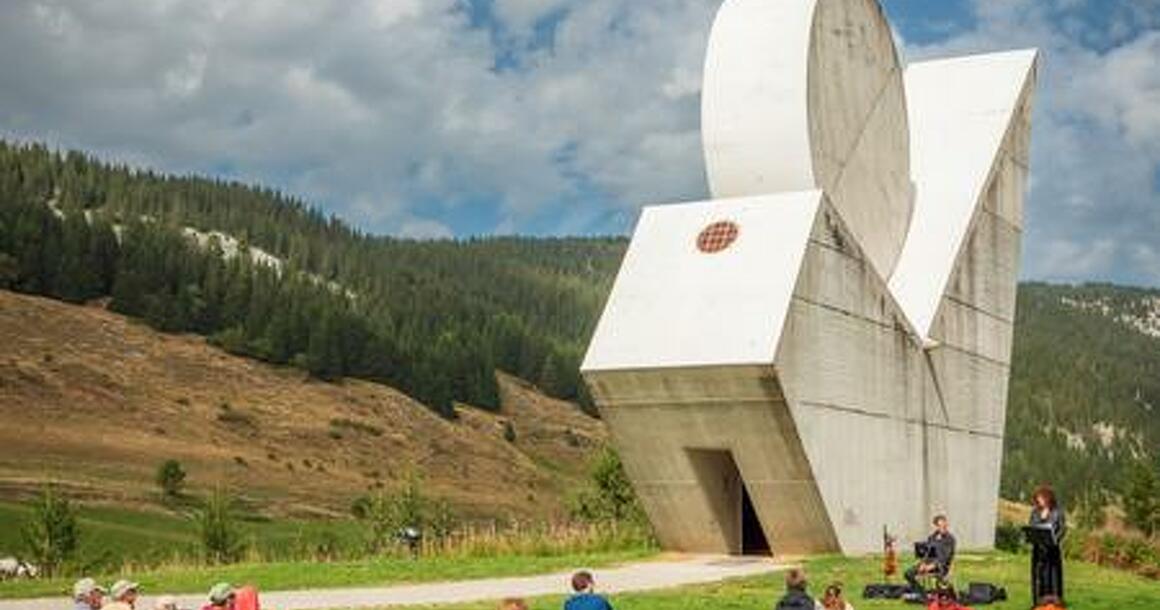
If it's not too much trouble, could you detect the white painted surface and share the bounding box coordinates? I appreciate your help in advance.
[702,0,913,277]
[0,557,783,610]
[582,192,821,372]
[889,49,1039,337]
[702,0,817,196]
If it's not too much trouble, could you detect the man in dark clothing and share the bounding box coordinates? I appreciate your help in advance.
[775,568,816,610]
[563,571,614,610]
[906,515,957,593]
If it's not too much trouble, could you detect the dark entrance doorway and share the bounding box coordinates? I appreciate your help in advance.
[686,448,772,556]
[741,483,771,555]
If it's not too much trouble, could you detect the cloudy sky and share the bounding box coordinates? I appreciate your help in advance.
[0,0,1157,285]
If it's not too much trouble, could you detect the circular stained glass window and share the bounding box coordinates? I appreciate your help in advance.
[696,221,740,253]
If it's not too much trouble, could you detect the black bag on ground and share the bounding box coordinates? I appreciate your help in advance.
[959,582,1007,605]
[862,583,909,599]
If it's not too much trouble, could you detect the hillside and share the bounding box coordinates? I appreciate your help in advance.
[0,289,605,520]
[2,140,1159,515]
[1003,282,1160,504]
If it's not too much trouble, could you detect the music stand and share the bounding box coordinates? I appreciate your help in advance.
[1022,525,1056,548]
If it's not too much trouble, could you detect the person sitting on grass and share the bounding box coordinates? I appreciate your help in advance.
[500,599,529,610]
[202,583,236,610]
[774,568,815,610]
[820,582,854,610]
[103,580,141,610]
[72,577,105,610]
[926,585,970,610]
[233,585,260,610]
[1034,594,1066,610]
[564,571,614,610]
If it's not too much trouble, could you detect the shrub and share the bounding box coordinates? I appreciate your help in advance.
[994,522,1024,553]
[569,446,647,525]
[216,404,255,427]
[502,421,517,444]
[329,418,384,437]
[155,459,187,499]
[21,485,80,578]
[198,488,244,564]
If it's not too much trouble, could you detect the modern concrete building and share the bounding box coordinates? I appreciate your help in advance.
[581,0,1039,556]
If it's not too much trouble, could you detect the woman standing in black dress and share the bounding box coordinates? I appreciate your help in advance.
[1029,484,1066,604]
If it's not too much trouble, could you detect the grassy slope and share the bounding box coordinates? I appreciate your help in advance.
[0,290,606,521]
[402,554,1160,610]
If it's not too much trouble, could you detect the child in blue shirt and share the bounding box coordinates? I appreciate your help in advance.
[564,571,614,610]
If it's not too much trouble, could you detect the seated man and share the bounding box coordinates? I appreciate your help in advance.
[564,571,614,610]
[906,515,956,592]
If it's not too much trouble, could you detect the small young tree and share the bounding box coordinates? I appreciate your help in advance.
[155,459,187,499]
[570,446,646,524]
[357,474,433,554]
[198,488,243,564]
[1123,463,1160,537]
[21,485,80,578]
[361,491,396,553]
[428,499,457,546]
[394,474,426,531]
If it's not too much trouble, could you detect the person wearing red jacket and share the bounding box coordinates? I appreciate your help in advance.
[927,586,971,610]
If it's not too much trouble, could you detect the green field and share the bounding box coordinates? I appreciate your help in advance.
[0,501,653,600]
[0,500,367,568]
[395,554,1160,610]
[0,550,654,600]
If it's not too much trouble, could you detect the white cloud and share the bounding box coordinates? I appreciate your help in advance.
[0,0,720,237]
[397,217,454,240]
[0,0,1155,287]
[905,0,1160,286]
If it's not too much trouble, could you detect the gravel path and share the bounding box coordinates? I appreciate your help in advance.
[0,556,783,610]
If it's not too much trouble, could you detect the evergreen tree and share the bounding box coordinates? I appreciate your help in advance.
[21,486,80,578]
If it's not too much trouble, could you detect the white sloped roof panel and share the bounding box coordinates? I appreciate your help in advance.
[890,49,1038,337]
[582,191,822,372]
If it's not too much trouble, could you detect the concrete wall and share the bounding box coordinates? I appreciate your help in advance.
[581,1,1038,559]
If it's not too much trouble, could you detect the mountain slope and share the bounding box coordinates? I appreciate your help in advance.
[2,140,1159,512]
[0,289,605,519]
[1004,283,1160,502]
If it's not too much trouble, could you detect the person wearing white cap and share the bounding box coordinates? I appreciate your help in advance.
[103,579,141,610]
[201,582,235,610]
[153,595,179,610]
[72,577,105,610]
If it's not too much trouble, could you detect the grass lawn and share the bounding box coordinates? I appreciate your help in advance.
[0,500,368,569]
[0,550,655,600]
[389,553,1160,610]
[0,500,654,600]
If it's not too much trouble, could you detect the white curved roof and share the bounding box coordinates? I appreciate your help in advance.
[889,49,1039,337]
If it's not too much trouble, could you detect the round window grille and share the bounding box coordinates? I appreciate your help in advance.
[696,221,740,253]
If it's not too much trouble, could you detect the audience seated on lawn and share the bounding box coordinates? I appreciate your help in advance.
[774,568,816,610]
[564,571,614,610]
[202,582,236,610]
[73,577,105,610]
[104,580,141,610]
[820,582,854,610]
[926,585,971,610]
[153,595,179,610]
[233,585,260,610]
